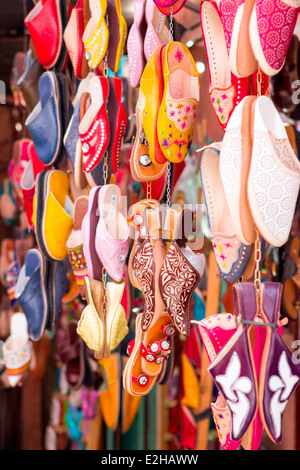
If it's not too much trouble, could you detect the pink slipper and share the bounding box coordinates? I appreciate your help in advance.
[144,0,169,61]
[95,184,129,282]
[249,0,299,76]
[79,76,110,173]
[200,0,249,132]
[127,0,147,88]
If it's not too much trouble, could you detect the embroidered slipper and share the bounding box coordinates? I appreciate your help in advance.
[104,280,129,357]
[138,44,168,165]
[144,0,169,61]
[107,0,127,73]
[200,0,250,132]
[258,282,300,444]
[219,0,258,78]
[132,206,163,331]
[249,0,299,76]
[199,143,252,283]
[83,0,109,70]
[79,76,110,173]
[159,209,204,337]
[219,95,257,246]
[248,95,300,247]
[128,198,160,290]
[208,283,258,441]
[127,0,147,88]
[95,184,129,282]
[156,41,199,163]
[122,313,158,396]
[81,186,103,282]
[63,0,90,80]
[66,196,89,297]
[77,276,105,358]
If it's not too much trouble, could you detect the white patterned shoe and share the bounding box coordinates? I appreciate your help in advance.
[248,95,300,247]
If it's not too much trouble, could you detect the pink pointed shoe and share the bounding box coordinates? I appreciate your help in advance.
[127,0,147,88]
[144,0,169,61]
[95,184,129,282]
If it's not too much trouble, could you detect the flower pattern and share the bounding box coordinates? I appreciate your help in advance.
[160,243,200,337]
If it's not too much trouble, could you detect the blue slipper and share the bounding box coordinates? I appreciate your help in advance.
[15,248,49,341]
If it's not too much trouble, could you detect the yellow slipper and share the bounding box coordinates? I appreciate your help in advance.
[157,41,200,163]
[83,0,109,70]
[104,280,129,357]
[98,352,121,431]
[32,170,74,261]
[77,276,106,358]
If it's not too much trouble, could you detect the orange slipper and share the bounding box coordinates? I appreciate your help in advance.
[98,352,121,431]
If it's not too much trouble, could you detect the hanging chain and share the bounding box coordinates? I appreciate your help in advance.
[147,181,151,200]
[166,162,171,208]
[103,13,109,78]
[254,227,262,311]
[257,66,262,97]
[169,6,174,43]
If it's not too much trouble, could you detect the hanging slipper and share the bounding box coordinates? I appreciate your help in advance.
[122,313,158,396]
[2,313,32,388]
[199,143,253,283]
[159,208,205,337]
[156,41,199,163]
[127,0,147,88]
[106,0,127,74]
[58,319,93,390]
[144,0,169,61]
[77,276,105,359]
[258,282,300,444]
[98,352,121,431]
[95,184,129,283]
[83,0,109,70]
[0,178,18,226]
[79,76,110,173]
[66,196,90,297]
[104,280,129,357]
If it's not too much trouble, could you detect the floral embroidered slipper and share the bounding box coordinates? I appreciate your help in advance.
[200,0,250,132]
[199,143,252,282]
[128,198,160,290]
[156,41,199,163]
[79,76,110,173]
[83,0,109,70]
[159,208,204,337]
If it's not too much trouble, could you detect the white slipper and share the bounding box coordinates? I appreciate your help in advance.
[248,95,300,247]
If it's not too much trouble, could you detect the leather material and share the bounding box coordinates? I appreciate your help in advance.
[208,282,258,441]
[14,248,49,341]
[26,71,69,167]
[18,50,45,114]
[33,169,74,261]
[259,282,300,444]
[25,0,63,70]
[64,0,89,79]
